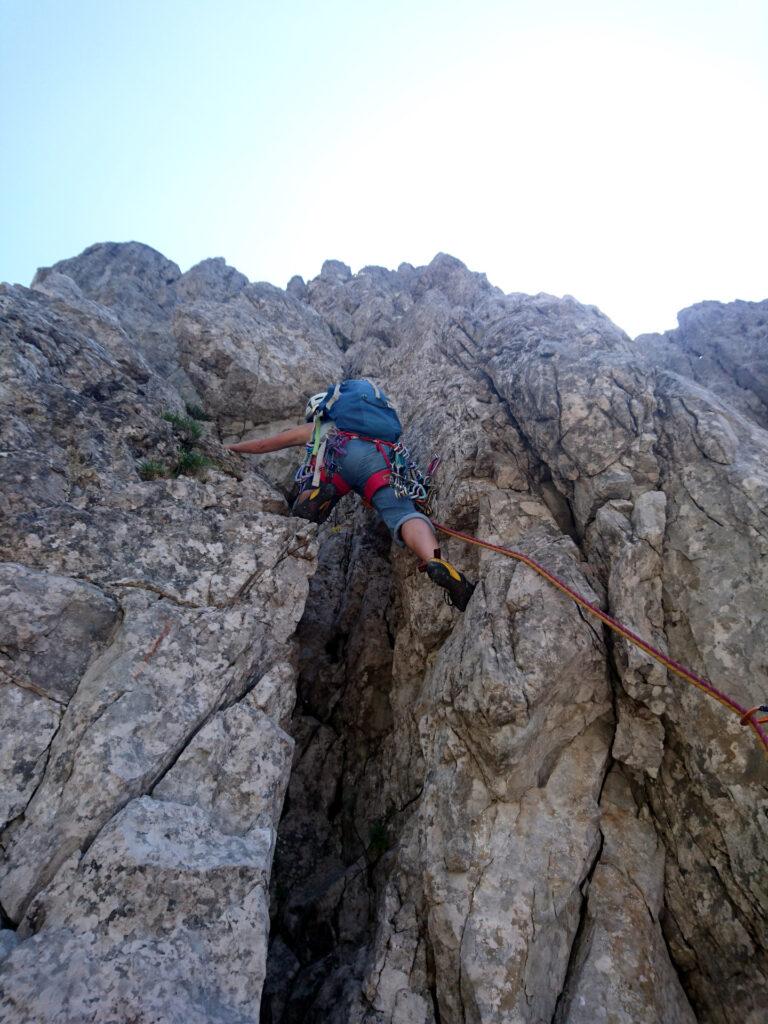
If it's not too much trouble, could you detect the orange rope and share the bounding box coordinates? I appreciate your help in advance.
[433,521,768,761]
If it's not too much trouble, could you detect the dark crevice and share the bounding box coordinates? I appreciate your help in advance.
[550,828,605,1024]
[657,902,699,1016]
[324,632,347,665]
[262,513,418,1023]
[424,931,444,1024]
[0,899,17,931]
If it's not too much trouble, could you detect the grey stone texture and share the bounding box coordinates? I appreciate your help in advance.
[0,261,322,1022]
[1,242,766,1023]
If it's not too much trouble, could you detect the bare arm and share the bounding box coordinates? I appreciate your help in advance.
[226,422,314,455]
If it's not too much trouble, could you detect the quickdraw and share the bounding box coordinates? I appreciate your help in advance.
[390,443,441,513]
[386,443,441,518]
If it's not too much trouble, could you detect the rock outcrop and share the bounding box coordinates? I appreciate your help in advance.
[1,245,766,1023]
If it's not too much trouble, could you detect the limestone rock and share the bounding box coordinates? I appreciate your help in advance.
[177,256,250,304]
[0,685,60,834]
[0,272,317,1020]
[0,931,19,962]
[555,768,696,1024]
[173,271,343,456]
[639,298,768,430]
[154,702,294,840]
[2,245,766,1024]
[33,241,182,381]
[264,254,765,1023]
[286,275,308,301]
[0,563,119,704]
[3,798,273,1023]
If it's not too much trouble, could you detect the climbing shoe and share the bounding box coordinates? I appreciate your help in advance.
[425,557,476,612]
[291,480,342,524]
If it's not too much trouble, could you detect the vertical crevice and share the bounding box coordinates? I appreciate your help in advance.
[262,512,406,1023]
[550,829,605,1024]
[657,902,703,1021]
[425,932,444,1024]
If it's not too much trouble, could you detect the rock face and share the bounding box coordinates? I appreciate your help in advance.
[638,299,768,431]
[1,244,766,1023]
[0,259,324,1022]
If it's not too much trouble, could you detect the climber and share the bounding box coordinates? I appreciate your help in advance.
[226,379,476,611]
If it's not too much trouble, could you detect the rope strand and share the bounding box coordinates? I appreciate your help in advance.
[432,521,768,761]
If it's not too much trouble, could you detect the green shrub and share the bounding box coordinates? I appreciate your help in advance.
[138,459,168,480]
[162,411,203,440]
[185,403,211,421]
[174,450,213,477]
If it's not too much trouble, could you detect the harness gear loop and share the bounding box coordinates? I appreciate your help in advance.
[432,521,768,762]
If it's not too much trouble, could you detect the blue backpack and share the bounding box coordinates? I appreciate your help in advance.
[319,379,402,442]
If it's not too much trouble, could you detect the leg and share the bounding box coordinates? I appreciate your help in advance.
[372,492,476,612]
[400,516,439,562]
[338,444,476,611]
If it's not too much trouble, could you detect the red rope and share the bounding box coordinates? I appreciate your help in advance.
[433,521,768,761]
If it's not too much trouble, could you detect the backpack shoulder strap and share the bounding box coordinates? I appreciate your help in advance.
[361,378,395,408]
[324,382,343,412]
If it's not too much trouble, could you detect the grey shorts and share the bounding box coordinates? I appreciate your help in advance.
[336,438,434,545]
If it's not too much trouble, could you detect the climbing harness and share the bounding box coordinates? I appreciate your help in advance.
[295,416,440,517]
[432,521,768,761]
[296,380,438,518]
[345,432,440,515]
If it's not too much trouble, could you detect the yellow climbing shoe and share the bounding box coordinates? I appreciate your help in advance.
[426,558,476,612]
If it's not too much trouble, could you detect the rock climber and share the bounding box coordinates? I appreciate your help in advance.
[226,378,476,611]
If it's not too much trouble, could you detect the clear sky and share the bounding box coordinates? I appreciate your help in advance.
[1,0,766,336]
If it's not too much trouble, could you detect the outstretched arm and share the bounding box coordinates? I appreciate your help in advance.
[227,422,314,455]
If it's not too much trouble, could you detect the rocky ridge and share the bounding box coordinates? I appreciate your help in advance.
[0,243,766,1023]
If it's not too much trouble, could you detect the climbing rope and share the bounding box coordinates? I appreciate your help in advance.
[432,521,768,761]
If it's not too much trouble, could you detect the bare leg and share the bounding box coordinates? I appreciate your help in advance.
[401,516,475,610]
[400,518,438,562]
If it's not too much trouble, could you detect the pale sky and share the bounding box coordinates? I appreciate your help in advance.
[1,0,766,337]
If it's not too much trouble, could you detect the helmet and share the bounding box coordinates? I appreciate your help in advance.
[305,391,328,421]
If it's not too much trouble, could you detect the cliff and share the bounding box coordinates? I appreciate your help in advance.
[0,243,766,1023]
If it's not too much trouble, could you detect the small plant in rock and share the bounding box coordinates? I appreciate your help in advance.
[157,408,222,479]
[162,411,203,441]
[174,450,213,477]
[185,403,212,422]
[367,821,389,858]
[138,459,169,480]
